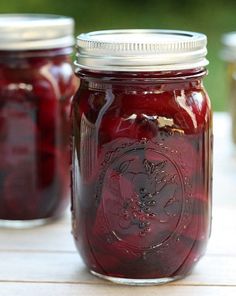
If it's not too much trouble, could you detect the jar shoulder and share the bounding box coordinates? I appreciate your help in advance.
[0,56,73,80]
[73,82,212,135]
[0,56,76,101]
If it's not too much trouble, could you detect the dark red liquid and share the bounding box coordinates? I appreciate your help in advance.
[0,49,77,221]
[72,69,212,279]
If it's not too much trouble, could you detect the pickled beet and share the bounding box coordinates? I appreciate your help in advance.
[0,49,77,221]
[72,69,212,280]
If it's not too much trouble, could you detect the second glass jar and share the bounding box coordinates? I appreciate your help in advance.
[221,32,236,144]
[0,14,77,227]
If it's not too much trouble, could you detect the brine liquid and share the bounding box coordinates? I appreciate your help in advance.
[0,51,76,220]
[72,73,212,279]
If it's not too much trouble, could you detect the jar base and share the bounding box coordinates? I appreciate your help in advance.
[0,217,55,229]
[90,270,183,286]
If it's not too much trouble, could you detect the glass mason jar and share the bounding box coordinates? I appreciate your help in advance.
[221,32,236,144]
[71,30,213,285]
[0,14,77,227]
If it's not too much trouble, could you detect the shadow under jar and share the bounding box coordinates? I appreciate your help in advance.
[0,14,77,228]
[71,30,213,285]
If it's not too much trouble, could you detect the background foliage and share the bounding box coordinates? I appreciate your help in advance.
[1,0,236,110]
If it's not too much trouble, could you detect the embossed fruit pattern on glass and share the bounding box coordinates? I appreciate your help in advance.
[0,49,76,221]
[72,70,212,280]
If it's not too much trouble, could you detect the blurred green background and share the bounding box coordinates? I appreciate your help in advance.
[1,0,236,111]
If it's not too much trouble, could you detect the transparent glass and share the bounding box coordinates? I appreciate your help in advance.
[225,61,236,144]
[0,48,77,227]
[71,68,213,285]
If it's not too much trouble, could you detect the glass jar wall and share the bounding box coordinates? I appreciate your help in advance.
[0,15,77,227]
[71,30,213,285]
[222,32,236,144]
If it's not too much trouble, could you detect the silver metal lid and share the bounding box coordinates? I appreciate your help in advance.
[221,32,236,61]
[0,14,74,50]
[76,29,208,72]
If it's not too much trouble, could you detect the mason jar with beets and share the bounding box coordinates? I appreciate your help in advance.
[71,30,213,285]
[0,15,77,227]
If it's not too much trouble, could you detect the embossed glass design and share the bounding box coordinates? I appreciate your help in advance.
[72,30,212,285]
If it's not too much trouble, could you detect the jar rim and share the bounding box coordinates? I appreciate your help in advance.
[75,29,209,72]
[0,14,74,50]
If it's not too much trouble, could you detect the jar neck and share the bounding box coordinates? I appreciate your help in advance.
[76,67,207,84]
[0,47,73,61]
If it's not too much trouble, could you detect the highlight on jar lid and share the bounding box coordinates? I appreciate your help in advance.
[221,32,236,61]
[0,14,74,50]
[76,29,208,71]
